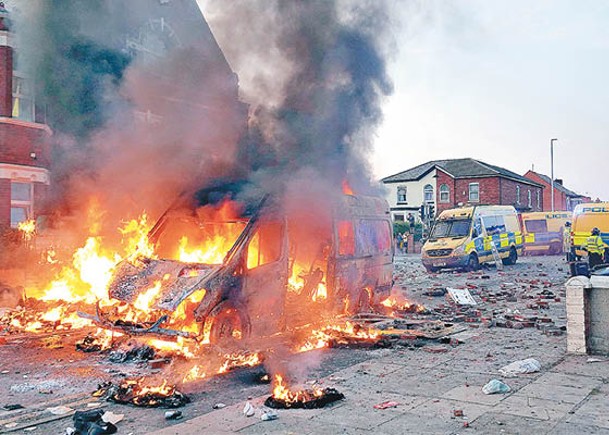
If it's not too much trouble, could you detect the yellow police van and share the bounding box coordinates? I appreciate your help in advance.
[422,205,523,272]
[570,203,609,259]
[521,211,571,255]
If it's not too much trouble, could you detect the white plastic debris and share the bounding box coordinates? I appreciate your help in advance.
[260,409,278,421]
[482,379,511,395]
[102,411,124,425]
[499,358,541,377]
[446,287,477,305]
[4,423,17,429]
[243,401,255,417]
[46,405,73,416]
[213,403,226,409]
[65,428,76,435]
[164,410,182,420]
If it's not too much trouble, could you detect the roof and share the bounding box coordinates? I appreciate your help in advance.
[382,158,543,187]
[525,171,583,197]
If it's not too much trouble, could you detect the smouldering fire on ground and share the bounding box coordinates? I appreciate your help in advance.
[0,191,415,410]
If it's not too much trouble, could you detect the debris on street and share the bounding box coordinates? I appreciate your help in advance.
[482,379,511,395]
[498,358,542,377]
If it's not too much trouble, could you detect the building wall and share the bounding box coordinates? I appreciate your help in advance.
[449,176,543,212]
[383,169,437,221]
[524,171,568,211]
[435,168,455,213]
[452,177,500,207]
[0,20,52,229]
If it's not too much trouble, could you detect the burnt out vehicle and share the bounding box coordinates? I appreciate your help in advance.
[92,192,394,344]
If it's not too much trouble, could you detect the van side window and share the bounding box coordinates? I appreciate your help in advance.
[338,221,355,257]
[355,220,391,256]
[525,220,547,233]
[246,221,282,269]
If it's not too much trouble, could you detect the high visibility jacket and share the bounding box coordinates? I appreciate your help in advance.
[585,235,607,254]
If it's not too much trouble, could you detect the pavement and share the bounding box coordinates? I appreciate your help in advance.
[151,343,609,434]
[149,255,609,435]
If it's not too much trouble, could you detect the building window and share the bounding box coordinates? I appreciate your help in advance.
[468,183,479,202]
[12,75,35,122]
[10,182,33,228]
[527,190,532,208]
[397,186,407,203]
[516,185,521,204]
[537,190,541,209]
[439,184,450,203]
[394,214,405,222]
[423,184,434,203]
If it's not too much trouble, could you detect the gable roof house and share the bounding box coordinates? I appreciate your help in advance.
[382,158,544,223]
[524,170,590,211]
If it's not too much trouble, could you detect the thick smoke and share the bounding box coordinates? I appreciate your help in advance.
[204,0,394,197]
[12,0,247,244]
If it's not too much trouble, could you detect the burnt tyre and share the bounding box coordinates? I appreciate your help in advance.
[502,247,518,266]
[466,253,479,272]
[209,305,248,345]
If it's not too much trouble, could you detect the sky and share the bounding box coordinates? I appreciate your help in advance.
[199,1,609,201]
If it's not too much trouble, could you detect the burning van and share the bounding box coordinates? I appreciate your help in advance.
[87,191,394,344]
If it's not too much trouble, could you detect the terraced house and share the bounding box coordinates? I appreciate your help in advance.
[382,158,544,223]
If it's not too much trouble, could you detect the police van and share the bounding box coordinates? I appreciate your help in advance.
[570,203,609,259]
[521,211,571,255]
[422,205,523,272]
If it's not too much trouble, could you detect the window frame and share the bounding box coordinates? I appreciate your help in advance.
[468,183,480,202]
[423,184,434,203]
[516,185,521,205]
[439,184,450,203]
[12,73,36,122]
[396,186,407,204]
[10,181,33,228]
[527,190,532,208]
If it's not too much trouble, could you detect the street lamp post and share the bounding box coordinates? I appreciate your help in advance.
[550,138,558,212]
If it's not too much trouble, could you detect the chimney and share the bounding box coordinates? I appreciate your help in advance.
[0,2,12,117]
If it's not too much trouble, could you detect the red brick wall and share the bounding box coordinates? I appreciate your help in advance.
[438,175,543,212]
[0,45,12,117]
[453,177,500,206]
[435,169,455,212]
[499,178,543,211]
[0,121,52,168]
[524,170,567,211]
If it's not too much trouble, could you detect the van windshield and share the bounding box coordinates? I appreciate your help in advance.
[430,219,471,239]
[155,216,248,264]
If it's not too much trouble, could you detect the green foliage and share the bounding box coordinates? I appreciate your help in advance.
[393,221,424,241]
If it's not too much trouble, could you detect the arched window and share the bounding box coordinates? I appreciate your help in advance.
[527,190,532,208]
[439,184,450,203]
[516,185,521,204]
[423,184,434,202]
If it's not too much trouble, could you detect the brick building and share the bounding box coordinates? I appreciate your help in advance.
[523,170,590,212]
[382,158,544,223]
[0,6,52,229]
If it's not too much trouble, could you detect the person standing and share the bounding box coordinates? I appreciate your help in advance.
[585,227,608,269]
[407,213,415,232]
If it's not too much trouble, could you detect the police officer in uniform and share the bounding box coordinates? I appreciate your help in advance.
[585,227,608,269]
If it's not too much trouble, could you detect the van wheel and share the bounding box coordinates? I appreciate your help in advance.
[209,305,247,345]
[550,243,561,255]
[467,254,479,272]
[424,265,438,273]
[502,247,518,265]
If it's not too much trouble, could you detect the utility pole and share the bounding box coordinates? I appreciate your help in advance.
[550,138,557,211]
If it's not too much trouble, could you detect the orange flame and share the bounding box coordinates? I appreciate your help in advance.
[342,180,354,195]
[18,219,36,241]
